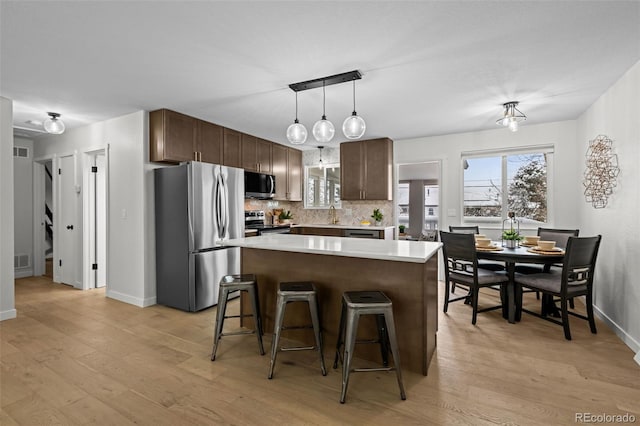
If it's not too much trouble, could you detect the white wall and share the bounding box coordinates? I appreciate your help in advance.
[34,110,156,307]
[395,120,579,240]
[13,137,34,278]
[576,60,640,353]
[0,97,16,320]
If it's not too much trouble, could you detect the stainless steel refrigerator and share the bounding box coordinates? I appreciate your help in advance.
[154,162,244,311]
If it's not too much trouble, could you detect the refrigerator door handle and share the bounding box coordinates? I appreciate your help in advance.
[215,173,223,239]
[220,173,229,240]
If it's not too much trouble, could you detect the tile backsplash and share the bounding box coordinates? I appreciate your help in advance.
[244,199,395,227]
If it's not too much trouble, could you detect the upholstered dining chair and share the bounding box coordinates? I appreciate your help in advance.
[516,228,580,304]
[440,231,509,325]
[514,235,601,340]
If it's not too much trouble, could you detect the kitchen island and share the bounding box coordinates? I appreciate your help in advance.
[221,234,441,375]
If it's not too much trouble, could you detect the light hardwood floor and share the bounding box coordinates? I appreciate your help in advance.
[1,276,639,425]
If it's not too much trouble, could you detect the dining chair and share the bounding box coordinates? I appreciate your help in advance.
[448,226,505,277]
[514,235,601,340]
[440,231,509,325]
[515,228,580,304]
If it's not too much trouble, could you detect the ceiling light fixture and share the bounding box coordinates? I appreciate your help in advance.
[288,70,364,144]
[342,79,366,139]
[43,112,65,134]
[312,81,335,143]
[496,101,526,132]
[286,92,308,144]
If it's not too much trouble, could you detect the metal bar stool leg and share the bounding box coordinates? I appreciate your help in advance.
[340,309,360,404]
[268,293,286,379]
[211,287,229,361]
[384,309,406,400]
[248,286,265,356]
[308,292,327,376]
[375,314,390,367]
[333,300,346,369]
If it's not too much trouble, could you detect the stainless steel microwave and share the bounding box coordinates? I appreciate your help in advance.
[244,171,275,199]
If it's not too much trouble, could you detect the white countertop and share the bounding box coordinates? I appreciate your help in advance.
[292,223,395,231]
[220,234,441,263]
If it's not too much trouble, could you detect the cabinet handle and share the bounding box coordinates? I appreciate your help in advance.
[194,152,198,161]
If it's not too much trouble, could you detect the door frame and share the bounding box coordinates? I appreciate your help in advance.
[32,155,55,277]
[82,147,109,290]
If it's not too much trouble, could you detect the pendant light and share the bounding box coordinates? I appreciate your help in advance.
[342,79,366,139]
[43,112,66,134]
[286,92,308,144]
[312,81,335,143]
[318,146,324,169]
[496,101,526,132]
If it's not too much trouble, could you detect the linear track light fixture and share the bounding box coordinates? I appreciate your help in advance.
[286,70,366,144]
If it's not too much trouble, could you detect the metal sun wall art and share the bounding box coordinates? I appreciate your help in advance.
[583,134,620,209]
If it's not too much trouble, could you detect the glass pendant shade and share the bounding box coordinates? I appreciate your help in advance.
[342,112,366,139]
[287,119,308,144]
[43,112,65,134]
[496,101,525,132]
[312,116,335,143]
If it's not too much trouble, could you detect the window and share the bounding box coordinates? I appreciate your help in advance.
[462,148,552,225]
[397,182,409,227]
[304,164,341,208]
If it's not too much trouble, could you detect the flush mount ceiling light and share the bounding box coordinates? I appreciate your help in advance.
[43,112,66,134]
[287,70,364,144]
[286,92,308,145]
[496,101,526,132]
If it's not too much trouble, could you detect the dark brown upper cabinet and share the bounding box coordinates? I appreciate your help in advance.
[149,109,197,163]
[196,120,223,165]
[272,144,302,201]
[340,138,393,200]
[223,128,242,168]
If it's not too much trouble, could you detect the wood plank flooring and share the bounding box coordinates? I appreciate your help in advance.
[1,276,639,425]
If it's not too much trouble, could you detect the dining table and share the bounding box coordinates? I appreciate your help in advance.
[476,243,565,323]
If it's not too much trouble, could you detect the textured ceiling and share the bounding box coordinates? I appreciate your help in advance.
[2,1,639,148]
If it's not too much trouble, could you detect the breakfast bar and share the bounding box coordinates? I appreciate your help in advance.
[221,234,441,376]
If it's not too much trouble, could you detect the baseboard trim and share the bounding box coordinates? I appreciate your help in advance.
[106,289,156,308]
[0,309,17,321]
[14,269,33,279]
[594,304,640,355]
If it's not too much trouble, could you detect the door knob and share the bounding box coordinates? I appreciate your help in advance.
[67,225,74,230]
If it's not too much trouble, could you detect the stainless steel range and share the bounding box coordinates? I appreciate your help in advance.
[245,210,291,235]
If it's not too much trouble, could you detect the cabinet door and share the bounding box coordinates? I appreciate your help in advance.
[257,138,272,174]
[272,144,288,200]
[223,128,242,168]
[197,120,223,164]
[340,141,364,200]
[363,138,393,200]
[241,134,258,171]
[287,148,302,201]
[149,109,196,163]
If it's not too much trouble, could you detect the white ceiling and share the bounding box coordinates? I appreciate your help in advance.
[2,1,639,148]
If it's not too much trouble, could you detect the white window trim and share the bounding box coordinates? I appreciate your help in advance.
[460,145,555,230]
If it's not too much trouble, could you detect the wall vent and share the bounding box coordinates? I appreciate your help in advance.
[14,254,30,269]
[13,146,30,158]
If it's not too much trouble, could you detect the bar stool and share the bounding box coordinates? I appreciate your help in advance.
[211,274,265,361]
[333,291,406,403]
[268,282,327,379]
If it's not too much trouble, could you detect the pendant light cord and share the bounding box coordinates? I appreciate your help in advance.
[352,79,356,112]
[322,80,326,118]
[295,92,299,122]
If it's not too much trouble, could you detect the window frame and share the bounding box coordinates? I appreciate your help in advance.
[460,145,554,229]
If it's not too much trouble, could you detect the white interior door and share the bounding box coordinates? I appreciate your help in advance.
[58,155,76,286]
